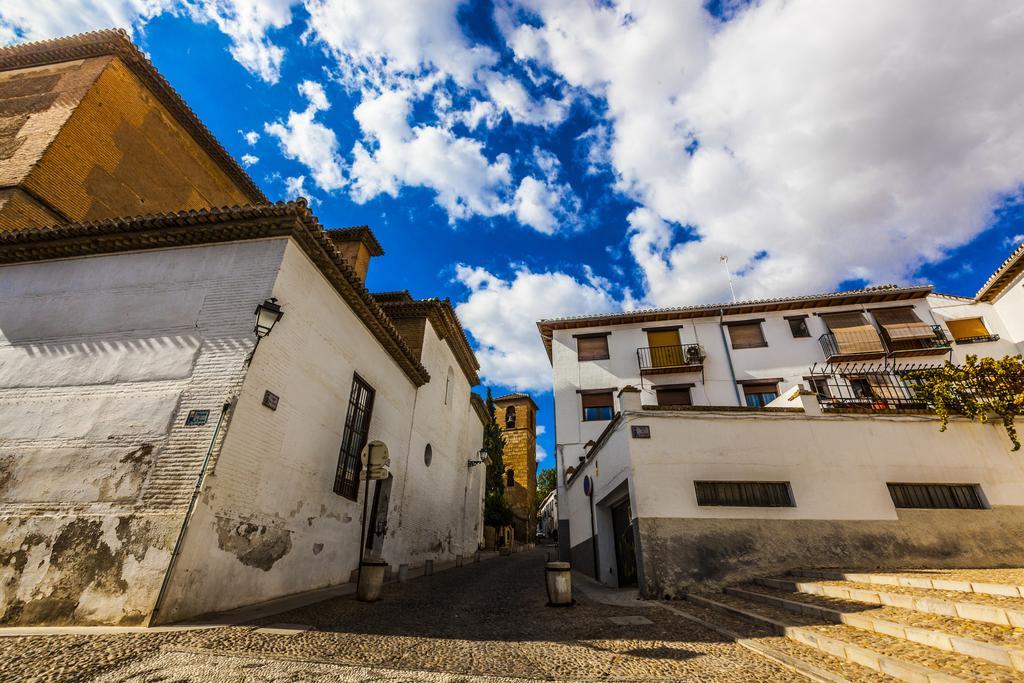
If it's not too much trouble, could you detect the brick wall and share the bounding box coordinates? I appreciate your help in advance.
[0,55,252,229]
[497,400,537,537]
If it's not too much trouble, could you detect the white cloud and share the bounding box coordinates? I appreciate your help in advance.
[482,73,569,128]
[243,130,261,145]
[0,0,175,44]
[0,1,293,83]
[348,88,512,221]
[241,153,259,166]
[303,0,497,89]
[264,80,346,192]
[536,424,546,437]
[454,265,619,391]
[1006,234,1024,248]
[514,176,579,235]
[512,147,582,235]
[187,0,293,83]
[505,0,1024,307]
[282,175,321,204]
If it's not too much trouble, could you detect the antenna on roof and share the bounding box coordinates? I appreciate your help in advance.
[720,255,737,303]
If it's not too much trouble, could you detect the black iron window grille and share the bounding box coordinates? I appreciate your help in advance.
[334,373,376,500]
[694,481,795,507]
[887,483,986,510]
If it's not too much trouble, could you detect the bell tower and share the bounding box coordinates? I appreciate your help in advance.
[493,393,538,542]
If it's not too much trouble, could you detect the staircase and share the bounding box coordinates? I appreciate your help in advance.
[688,569,1024,682]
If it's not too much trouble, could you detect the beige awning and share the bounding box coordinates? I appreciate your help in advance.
[872,307,935,341]
[822,311,885,355]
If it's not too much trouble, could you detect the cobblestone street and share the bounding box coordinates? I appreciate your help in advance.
[0,548,801,682]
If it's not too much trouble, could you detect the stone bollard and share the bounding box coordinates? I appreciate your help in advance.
[499,546,512,556]
[474,551,480,563]
[397,564,409,582]
[424,559,434,576]
[545,561,573,607]
[456,554,463,567]
[357,560,387,602]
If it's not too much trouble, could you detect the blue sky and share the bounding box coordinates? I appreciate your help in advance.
[4,1,1024,472]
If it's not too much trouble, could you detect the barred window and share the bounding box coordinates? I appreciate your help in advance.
[333,374,375,500]
[695,481,794,507]
[887,483,985,510]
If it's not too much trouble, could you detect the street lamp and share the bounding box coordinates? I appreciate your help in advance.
[468,448,492,467]
[254,297,284,338]
[247,297,284,364]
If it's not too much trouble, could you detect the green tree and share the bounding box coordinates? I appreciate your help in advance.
[536,467,557,510]
[482,388,513,527]
[911,354,1024,450]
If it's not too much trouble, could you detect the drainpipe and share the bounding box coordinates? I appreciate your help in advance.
[718,309,743,406]
[148,397,235,625]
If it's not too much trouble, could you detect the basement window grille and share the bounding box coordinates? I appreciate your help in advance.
[694,481,794,507]
[887,483,986,510]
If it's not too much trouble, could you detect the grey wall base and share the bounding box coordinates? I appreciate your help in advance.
[637,506,1024,599]
[570,535,597,578]
[557,519,570,562]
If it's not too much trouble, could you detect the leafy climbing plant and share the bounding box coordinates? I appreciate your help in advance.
[910,354,1024,450]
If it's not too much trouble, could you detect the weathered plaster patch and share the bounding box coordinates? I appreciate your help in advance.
[214,516,292,571]
[0,515,173,625]
[312,543,323,555]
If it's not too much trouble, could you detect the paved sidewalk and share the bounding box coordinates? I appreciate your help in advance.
[0,548,802,682]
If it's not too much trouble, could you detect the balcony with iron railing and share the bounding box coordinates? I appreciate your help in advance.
[637,344,706,375]
[818,330,887,363]
[885,325,952,357]
[820,325,951,363]
[953,333,1001,345]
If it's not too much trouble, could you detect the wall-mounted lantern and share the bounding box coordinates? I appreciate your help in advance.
[468,448,492,468]
[254,297,284,338]
[247,297,284,364]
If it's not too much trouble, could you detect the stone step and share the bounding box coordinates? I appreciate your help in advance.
[757,577,1024,629]
[687,592,981,682]
[790,570,1024,599]
[727,585,1024,672]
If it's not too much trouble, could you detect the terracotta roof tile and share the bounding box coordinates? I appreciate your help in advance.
[975,241,1024,302]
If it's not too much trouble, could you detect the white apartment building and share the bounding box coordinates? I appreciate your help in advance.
[538,246,1024,596]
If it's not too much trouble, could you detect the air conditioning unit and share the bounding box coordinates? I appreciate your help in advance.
[684,345,703,364]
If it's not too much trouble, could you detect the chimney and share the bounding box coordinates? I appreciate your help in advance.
[326,226,384,282]
[618,385,642,412]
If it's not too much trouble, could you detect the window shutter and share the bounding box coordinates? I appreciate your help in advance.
[581,392,613,409]
[946,318,990,340]
[577,335,609,360]
[727,322,766,349]
[821,312,884,354]
[872,308,934,341]
[656,388,692,406]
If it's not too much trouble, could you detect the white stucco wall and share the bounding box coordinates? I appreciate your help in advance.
[0,240,278,625]
[564,405,1024,588]
[989,270,1024,352]
[157,239,484,621]
[927,294,1020,361]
